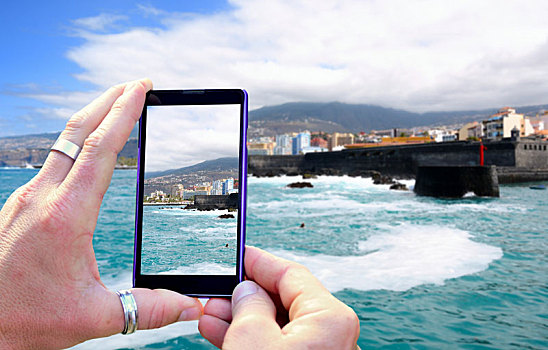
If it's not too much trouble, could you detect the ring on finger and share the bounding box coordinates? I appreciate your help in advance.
[50,137,82,161]
[116,289,138,335]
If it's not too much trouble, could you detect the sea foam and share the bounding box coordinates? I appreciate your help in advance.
[270,223,503,292]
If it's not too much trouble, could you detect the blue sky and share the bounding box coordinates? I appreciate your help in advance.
[1,0,548,137]
[0,1,230,137]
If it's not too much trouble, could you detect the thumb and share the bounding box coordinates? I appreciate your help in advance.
[100,288,203,336]
[225,281,281,347]
[131,288,203,329]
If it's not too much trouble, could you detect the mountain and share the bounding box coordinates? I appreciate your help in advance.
[145,157,239,179]
[248,102,548,136]
[0,132,60,151]
[143,157,239,196]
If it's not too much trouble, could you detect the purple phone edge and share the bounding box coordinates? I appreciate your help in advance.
[239,89,248,284]
[132,89,249,295]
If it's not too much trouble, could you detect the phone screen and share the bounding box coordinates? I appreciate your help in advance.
[134,90,247,296]
[142,104,240,275]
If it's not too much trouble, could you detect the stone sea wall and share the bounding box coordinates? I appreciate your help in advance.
[414,166,499,197]
[248,140,548,183]
[187,193,239,210]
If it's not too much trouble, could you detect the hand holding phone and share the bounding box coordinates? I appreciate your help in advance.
[134,89,248,297]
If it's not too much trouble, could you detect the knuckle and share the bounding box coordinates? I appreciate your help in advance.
[110,100,125,114]
[65,110,89,132]
[110,83,126,94]
[83,130,104,150]
[330,304,360,337]
[134,80,148,94]
[8,183,37,211]
[285,262,311,278]
[82,129,118,157]
[146,295,168,329]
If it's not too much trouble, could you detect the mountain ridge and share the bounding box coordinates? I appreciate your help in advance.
[146,157,239,179]
[248,101,548,136]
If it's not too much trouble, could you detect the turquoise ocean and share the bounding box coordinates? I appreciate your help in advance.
[0,168,546,349]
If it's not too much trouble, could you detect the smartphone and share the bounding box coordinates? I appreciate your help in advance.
[133,89,248,297]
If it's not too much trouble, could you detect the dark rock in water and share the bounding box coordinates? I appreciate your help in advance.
[225,243,229,247]
[390,182,408,191]
[302,173,318,179]
[219,214,235,219]
[372,171,395,185]
[300,223,305,228]
[348,170,378,178]
[287,182,314,188]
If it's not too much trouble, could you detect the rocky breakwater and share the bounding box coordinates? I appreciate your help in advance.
[371,171,408,191]
[185,193,239,211]
[414,165,499,198]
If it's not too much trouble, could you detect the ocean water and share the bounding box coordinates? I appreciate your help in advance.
[0,168,546,349]
[141,206,237,275]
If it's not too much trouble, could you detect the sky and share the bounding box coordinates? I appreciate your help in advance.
[1,0,548,137]
[146,105,240,172]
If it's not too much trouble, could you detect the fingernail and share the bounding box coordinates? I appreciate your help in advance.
[140,78,153,90]
[178,306,202,321]
[232,281,259,305]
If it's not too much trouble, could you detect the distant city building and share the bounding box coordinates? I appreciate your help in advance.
[428,129,456,142]
[182,190,197,200]
[442,134,457,142]
[195,185,211,195]
[222,178,234,195]
[175,184,185,198]
[252,136,275,143]
[150,190,166,199]
[211,180,223,195]
[328,132,355,151]
[310,137,328,148]
[292,132,311,155]
[458,122,483,141]
[483,107,534,140]
[274,134,293,155]
[248,142,275,155]
[530,120,545,133]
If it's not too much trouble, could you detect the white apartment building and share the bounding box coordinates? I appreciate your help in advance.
[428,129,455,142]
[274,134,293,155]
[483,107,534,140]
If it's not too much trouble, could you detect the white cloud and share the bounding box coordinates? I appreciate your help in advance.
[145,105,240,172]
[33,0,548,120]
[27,90,104,120]
[72,13,128,32]
[136,4,166,17]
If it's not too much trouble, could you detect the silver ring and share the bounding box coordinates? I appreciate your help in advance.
[51,137,81,161]
[116,289,138,335]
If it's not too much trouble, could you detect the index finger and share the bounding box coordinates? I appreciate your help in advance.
[244,246,334,320]
[58,79,151,213]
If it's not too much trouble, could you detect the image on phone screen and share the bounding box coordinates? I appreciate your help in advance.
[141,104,241,276]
